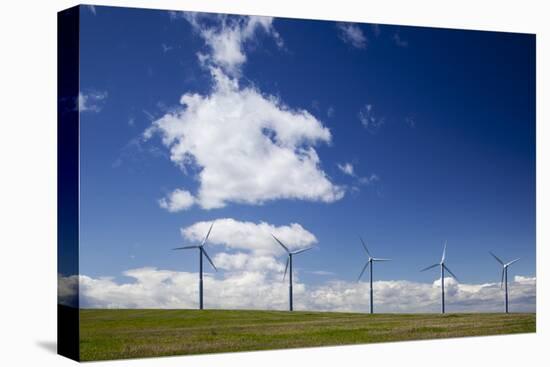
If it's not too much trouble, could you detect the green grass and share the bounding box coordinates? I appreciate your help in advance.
[79,309,535,361]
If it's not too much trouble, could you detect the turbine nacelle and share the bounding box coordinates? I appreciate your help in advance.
[490,251,519,268]
[171,222,218,310]
[420,241,458,314]
[357,237,391,314]
[505,259,520,267]
[172,222,217,271]
[271,234,313,280]
[272,234,313,311]
[357,237,391,281]
[420,241,458,281]
[489,251,519,289]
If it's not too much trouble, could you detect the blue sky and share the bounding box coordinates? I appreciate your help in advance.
[73,5,535,311]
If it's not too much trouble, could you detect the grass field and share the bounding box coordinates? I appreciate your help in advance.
[79,309,535,361]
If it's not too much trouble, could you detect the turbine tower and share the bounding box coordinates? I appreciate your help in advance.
[357,237,391,314]
[420,241,458,314]
[272,234,313,311]
[489,251,520,313]
[172,222,217,310]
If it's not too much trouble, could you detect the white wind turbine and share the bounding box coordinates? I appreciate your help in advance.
[489,251,520,313]
[357,237,391,314]
[172,222,217,310]
[272,234,313,311]
[420,241,458,314]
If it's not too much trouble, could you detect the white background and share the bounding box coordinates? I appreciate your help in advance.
[0,0,547,365]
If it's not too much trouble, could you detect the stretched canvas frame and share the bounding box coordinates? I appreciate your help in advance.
[58,4,536,362]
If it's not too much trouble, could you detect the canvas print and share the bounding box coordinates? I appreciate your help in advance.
[57,4,536,362]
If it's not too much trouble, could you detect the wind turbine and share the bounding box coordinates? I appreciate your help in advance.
[272,234,313,311]
[172,222,217,310]
[420,241,458,314]
[357,237,391,314]
[489,252,520,313]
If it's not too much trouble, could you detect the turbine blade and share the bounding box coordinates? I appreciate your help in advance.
[201,222,215,246]
[359,236,372,257]
[505,258,520,267]
[172,245,199,250]
[443,264,458,281]
[201,248,217,272]
[420,263,439,272]
[272,234,290,253]
[500,268,505,289]
[441,240,447,263]
[283,257,289,281]
[372,258,391,261]
[292,247,313,255]
[357,261,369,281]
[489,251,504,265]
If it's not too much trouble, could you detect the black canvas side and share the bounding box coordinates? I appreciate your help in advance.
[57,5,80,362]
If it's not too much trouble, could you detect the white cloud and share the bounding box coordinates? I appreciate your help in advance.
[64,218,536,312]
[514,275,536,284]
[148,14,342,211]
[358,104,384,133]
[183,13,283,76]
[147,67,344,210]
[307,270,336,276]
[213,252,284,272]
[79,268,199,309]
[70,268,536,312]
[337,162,355,176]
[337,23,367,49]
[78,267,292,310]
[358,173,379,185]
[393,32,408,47]
[58,273,79,307]
[78,90,108,113]
[337,163,379,194]
[181,218,317,256]
[158,188,195,212]
[161,43,174,53]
